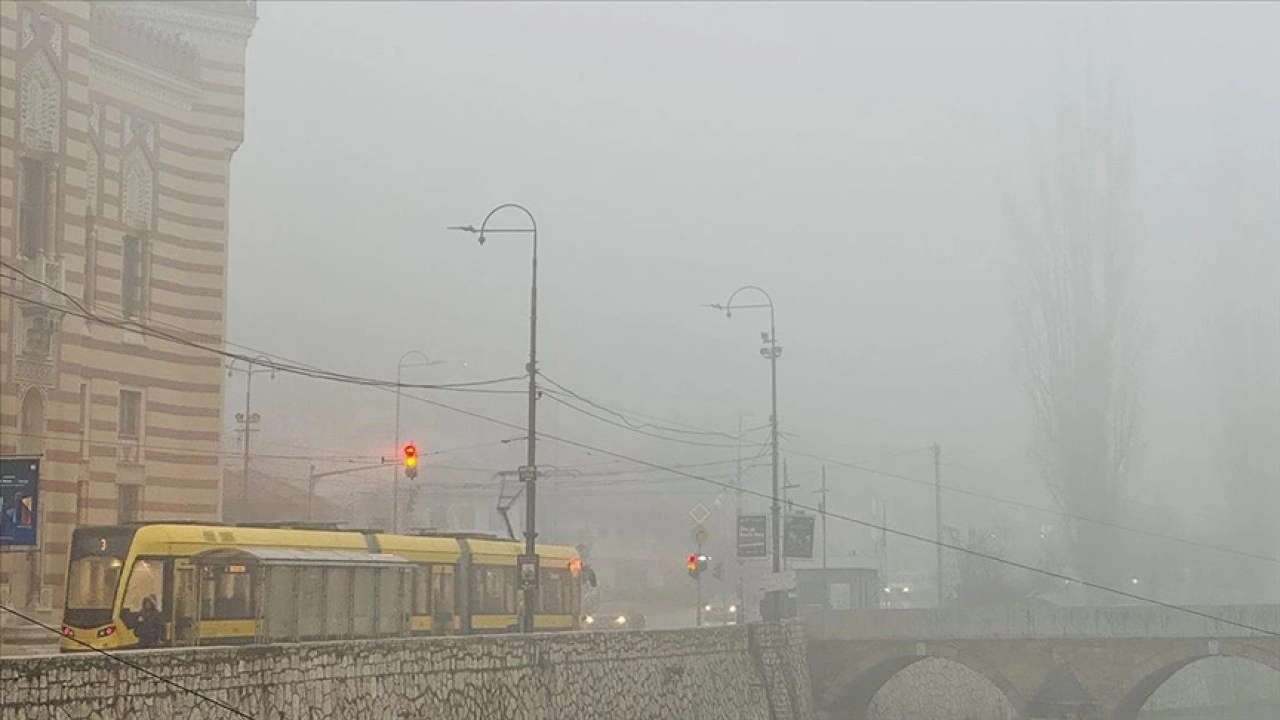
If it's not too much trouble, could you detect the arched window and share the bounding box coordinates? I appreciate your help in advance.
[19,49,61,153]
[18,389,46,457]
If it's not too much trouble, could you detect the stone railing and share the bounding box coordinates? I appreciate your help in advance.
[0,623,814,720]
[807,604,1280,640]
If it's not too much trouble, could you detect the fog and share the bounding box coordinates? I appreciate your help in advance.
[223,2,1279,606]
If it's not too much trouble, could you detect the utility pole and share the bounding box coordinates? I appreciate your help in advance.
[818,466,829,573]
[734,413,746,623]
[227,356,273,502]
[816,465,829,612]
[781,459,793,571]
[933,442,943,608]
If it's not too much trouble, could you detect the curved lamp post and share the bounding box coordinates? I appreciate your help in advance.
[449,204,540,634]
[708,286,782,574]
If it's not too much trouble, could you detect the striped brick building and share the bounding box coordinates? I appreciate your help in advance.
[0,1,255,641]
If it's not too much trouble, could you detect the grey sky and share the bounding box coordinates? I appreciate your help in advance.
[223,2,1279,572]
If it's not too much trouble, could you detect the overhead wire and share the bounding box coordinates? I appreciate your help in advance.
[0,604,256,719]
[388,388,1280,637]
[539,373,768,440]
[543,391,754,449]
[786,447,1280,564]
[4,262,1273,634]
[0,265,527,394]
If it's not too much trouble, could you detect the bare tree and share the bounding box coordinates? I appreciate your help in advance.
[1201,116,1280,599]
[1009,71,1141,592]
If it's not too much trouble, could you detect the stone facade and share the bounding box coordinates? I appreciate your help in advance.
[0,622,814,720]
[0,0,254,648]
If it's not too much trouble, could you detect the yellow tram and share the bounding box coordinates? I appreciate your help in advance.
[59,522,587,652]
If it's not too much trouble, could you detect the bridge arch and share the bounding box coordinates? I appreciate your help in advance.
[818,647,1024,720]
[1110,640,1280,720]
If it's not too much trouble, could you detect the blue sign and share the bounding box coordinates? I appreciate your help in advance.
[1,459,40,547]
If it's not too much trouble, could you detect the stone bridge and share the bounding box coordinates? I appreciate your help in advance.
[807,604,1280,720]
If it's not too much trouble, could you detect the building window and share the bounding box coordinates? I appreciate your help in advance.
[78,382,89,457]
[84,223,98,306]
[118,389,142,439]
[117,484,141,524]
[19,157,46,258]
[122,235,144,319]
[18,388,45,456]
[76,480,90,525]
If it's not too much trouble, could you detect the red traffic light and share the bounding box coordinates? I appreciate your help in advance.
[403,443,418,468]
[686,554,698,574]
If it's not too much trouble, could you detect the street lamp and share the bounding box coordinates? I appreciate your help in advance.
[707,286,782,574]
[448,203,540,634]
[392,350,443,533]
[227,355,274,501]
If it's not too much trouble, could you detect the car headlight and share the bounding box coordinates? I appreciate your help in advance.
[902,586,910,594]
[585,615,595,624]
[704,604,712,612]
[615,615,627,625]
[728,605,737,613]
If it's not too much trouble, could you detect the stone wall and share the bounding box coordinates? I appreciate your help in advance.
[0,623,813,720]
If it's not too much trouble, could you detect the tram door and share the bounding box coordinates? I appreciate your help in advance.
[172,559,199,646]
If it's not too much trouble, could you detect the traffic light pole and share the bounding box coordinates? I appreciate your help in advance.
[392,351,441,535]
[696,573,703,627]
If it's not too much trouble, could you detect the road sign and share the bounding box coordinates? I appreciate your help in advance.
[784,514,815,559]
[692,524,708,547]
[0,459,40,547]
[689,503,710,525]
[518,466,536,483]
[737,514,768,558]
[517,554,539,589]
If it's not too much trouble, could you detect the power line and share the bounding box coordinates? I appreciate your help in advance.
[543,392,753,449]
[786,447,1280,565]
[0,604,255,719]
[390,389,1280,637]
[0,269,528,394]
[539,373,768,440]
[6,263,1271,632]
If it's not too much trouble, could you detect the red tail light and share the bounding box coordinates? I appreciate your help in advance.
[61,626,73,637]
[96,626,115,638]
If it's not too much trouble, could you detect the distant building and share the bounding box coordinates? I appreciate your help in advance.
[222,468,342,527]
[0,0,256,641]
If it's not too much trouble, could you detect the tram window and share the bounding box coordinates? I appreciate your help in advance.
[470,566,515,614]
[298,567,324,638]
[432,569,455,615]
[538,569,572,614]
[352,568,375,636]
[264,567,298,641]
[412,566,431,616]
[122,559,168,613]
[325,567,352,637]
[200,565,254,620]
[377,569,401,635]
